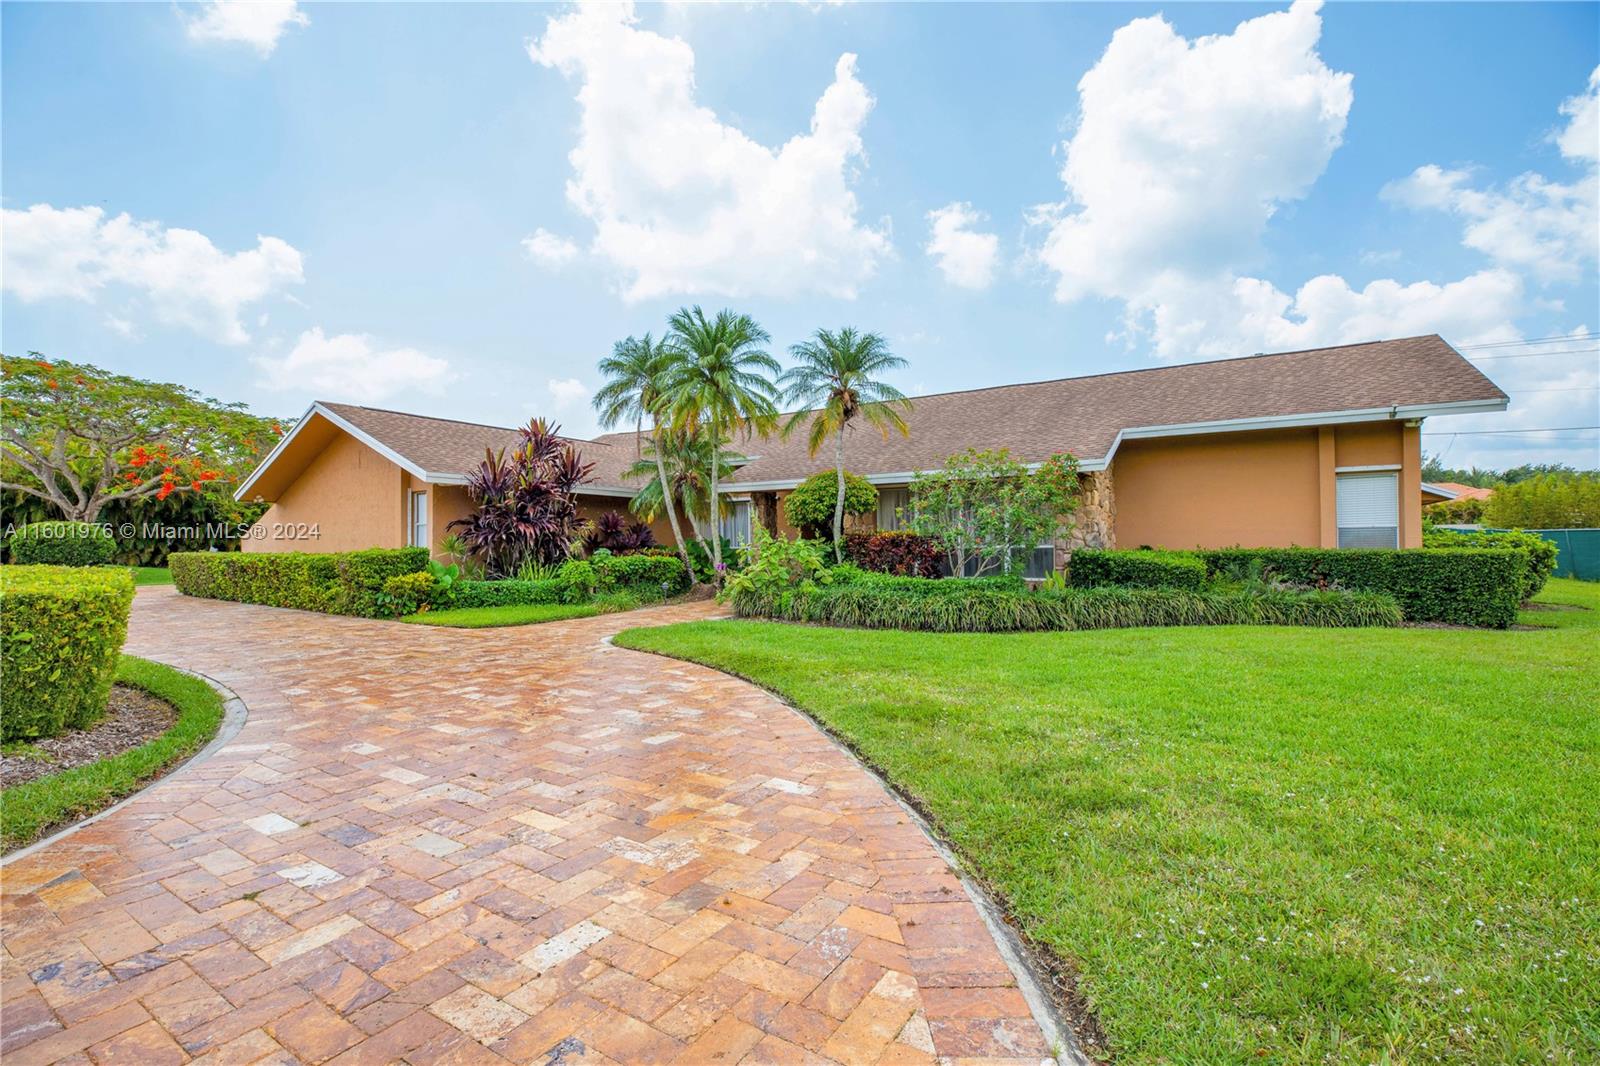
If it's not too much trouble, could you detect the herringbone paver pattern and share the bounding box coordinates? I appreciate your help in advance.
[1,587,1052,1064]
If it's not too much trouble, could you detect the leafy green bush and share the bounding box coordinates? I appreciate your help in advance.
[1424,495,1487,524]
[451,577,566,609]
[169,547,427,617]
[1423,528,1557,600]
[6,522,116,567]
[783,470,879,538]
[593,552,690,594]
[1,566,135,740]
[1482,472,1600,528]
[1195,547,1526,628]
[557,559,598,603]
[732,581,1401,633]
[723,529,834,600]
[380,571,442,616]
[1068,548,1207,590]
[829,566,1025,594]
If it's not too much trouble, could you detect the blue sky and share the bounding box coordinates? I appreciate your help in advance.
[3,1,1597,470]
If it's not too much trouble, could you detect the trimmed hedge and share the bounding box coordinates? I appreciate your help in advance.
[6,522,116,567]
[1422,528,1557,600]
[1197,547,1526,628]
[733,582,1401,633]
[1068,548,1207,590]
[169,547,428,617]
[593,553,691,594]
[1,565,135,740]
[451,578,566,609]
[831,567,1025,594]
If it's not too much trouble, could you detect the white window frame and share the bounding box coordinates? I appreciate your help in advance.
[408,490,429,548]
[1335,472,1399,549]
[876,487,910,531]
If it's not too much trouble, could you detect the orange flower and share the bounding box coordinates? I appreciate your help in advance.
[156,483,174,501]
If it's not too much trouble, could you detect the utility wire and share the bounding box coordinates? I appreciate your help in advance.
[1465,346,1599,362]
[1456,332,1599,350]
[1419,426,1599,435]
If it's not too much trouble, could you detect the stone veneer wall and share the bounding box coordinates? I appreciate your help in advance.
[1057,469,1116,561]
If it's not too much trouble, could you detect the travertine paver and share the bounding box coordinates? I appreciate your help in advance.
[1,587,1053,1064]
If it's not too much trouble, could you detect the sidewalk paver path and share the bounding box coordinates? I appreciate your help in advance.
[2,587,1053,1065]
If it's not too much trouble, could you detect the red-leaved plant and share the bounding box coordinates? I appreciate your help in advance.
[448,419,593,578]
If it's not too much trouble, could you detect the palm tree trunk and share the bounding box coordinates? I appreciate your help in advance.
[832,424,847,564]
[653,421,697,588]
[708,416,723,576]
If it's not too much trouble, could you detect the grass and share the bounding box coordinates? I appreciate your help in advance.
[615,578,1600,1065]
[1,655,224,853]
[129,566,172,585]
[400,590,656,628]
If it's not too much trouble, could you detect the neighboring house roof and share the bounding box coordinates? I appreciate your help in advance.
[237,333,1506,501]
[1428,481,1495,501]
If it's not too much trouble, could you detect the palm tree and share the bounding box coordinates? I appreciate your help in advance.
[663,307,780,574]
[778,328,911,562]
[593,334,696,587]
[623,425,742,559]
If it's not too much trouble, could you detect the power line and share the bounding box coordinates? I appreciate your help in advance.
[1465,346,1599,362]
[1420,426,1599,436]
[1457,332,1599,350]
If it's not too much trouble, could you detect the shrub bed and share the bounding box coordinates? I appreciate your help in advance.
[1068,548,1207,590]
[169,547,428,617]
[1197,547,1526,628]
[593,552,691,594]
[1,565,135,740]
[427,556,687,613]
[842,531,942,577]
[451,578,567,609]
[6,522,116,567]
[733,582,1401,633]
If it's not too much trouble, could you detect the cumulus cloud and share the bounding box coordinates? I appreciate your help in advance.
[1383,68,1599,283]
[547,377,590,407]
[925,203,999,289]
[522,228,581,268]
[254,328,454,403]
[184,0,308,56]
[1031,1,1532,358]
[527,3,889,301]
[1,203,304,344]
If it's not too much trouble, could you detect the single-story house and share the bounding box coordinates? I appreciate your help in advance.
[235,334,1506,572]
[1420,480,1496,507]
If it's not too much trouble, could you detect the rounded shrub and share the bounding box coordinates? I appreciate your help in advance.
[6,521,116,567]
[1,565,135,740]
[783,471,878,538]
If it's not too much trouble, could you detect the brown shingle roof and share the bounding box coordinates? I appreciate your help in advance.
[312,334,1503,491]
[601,333,1506,484]
[318,403,640,486]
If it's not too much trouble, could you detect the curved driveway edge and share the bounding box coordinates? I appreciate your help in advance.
[1,587,1057,1064]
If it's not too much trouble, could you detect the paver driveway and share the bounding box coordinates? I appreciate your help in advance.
[1,587,1056,1065]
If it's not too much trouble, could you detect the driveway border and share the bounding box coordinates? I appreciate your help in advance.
[1,666,250,868]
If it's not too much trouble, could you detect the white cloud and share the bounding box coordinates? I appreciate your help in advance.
[1035,0,1352,307]
[1,203,304,344]
[547,377,590,407]
[1382,69,1599,284]
[1031,1,1533,358]
[925,203,999,289]
[184,1,308,57]
[254,328,454,403]
[528,3,889,302]
[522,228,581,268]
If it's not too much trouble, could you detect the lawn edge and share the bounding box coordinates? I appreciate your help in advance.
[1,659,248,863]
[611,627,1106,1066]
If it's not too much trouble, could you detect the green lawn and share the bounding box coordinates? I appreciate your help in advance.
[615,578,1600,1065]
[402,601,608,628]
[129,566,172,585]
[1,655,224,852]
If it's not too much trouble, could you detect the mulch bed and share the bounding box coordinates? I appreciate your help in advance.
[1,685,175,788]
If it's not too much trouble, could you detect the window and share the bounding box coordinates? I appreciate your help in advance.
[959,544,1055,580]
[408,490,428,548]
[876,487,909,531]
[719,499,752,547]
[1336,472,1398,548]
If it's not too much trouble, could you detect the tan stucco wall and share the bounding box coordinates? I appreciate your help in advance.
[1112,422,1419,550]
[244,432,405,553]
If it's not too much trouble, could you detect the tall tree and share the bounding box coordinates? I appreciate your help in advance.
[623,425,741,560]
[663,307,780,575]
[1,353,283,524]
[593,334,697,586]
[778,328,911,562]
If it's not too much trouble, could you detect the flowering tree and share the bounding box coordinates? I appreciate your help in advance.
[448,419,593,577]
[906,449,1081,577]
[1,353,285,524]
